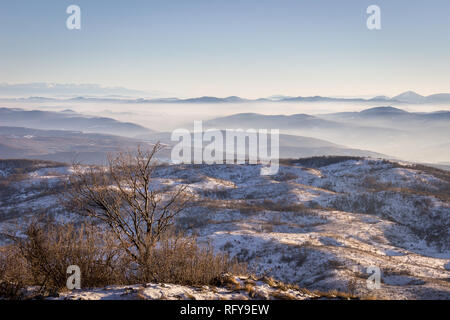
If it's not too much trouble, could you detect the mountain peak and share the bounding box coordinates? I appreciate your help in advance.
[396,90,423,97]
[392,91,425,103]
[360,106,408,114]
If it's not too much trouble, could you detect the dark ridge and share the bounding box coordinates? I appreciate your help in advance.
[0,159,67,174]
[280,156,365,168]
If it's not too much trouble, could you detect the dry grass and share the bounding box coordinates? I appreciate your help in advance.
[261,276,300,291]
[134,232,246,285]
[0,220,247,299]
[362,175,450,203]
[5,221,126,295]
[198,198,314,217]
[272,172,298,182]
[311,289,359,300]
[270,289,297,300]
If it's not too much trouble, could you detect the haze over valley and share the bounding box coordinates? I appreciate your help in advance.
[1,89,449,165]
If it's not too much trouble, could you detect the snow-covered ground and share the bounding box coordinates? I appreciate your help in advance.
[50,275,319,300]
[1,158,449,299]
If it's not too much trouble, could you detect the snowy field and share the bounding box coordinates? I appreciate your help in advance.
[0,158,449,299]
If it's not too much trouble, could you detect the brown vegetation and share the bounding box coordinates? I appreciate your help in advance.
[0,146,246,299]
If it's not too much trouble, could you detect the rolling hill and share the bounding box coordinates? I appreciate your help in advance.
[0,107,153,137]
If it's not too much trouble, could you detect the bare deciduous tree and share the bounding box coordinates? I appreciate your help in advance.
[67,143,191,267]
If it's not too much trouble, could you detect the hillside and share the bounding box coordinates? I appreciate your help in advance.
[0,157,448,299]
[138,130,388,160]
[0,126,155,164]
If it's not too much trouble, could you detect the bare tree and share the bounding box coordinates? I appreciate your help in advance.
[67,143,191,267]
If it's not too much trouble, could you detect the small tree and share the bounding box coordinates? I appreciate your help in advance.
[67,144,190,269]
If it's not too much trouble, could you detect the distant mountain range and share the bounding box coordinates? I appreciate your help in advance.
[0,106,390,163]
[391,91,450,104]
[0,108,153,137]
[0,83,154,97]
[321,106,450,128]
[0,105,448,164]
[204,106,450,129]
[200,106,450,163]
[2,91,450,104]
[201,109,407,141]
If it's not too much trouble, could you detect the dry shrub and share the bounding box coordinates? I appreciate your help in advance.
[0,221,246,298]
[262,199,310,213]
[330,193,382,215]
[11,221,126,293]
[134,231,246,285]
[0,245,30,299]
[272,172,298,182]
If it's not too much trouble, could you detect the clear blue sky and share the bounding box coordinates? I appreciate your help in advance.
[1,0,449,98]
